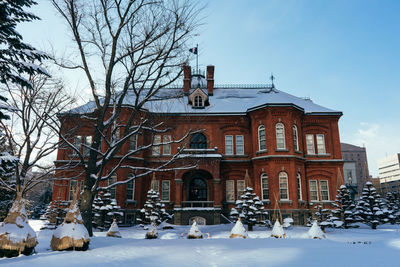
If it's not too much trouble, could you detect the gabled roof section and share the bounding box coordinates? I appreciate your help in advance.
[64,86,341,116]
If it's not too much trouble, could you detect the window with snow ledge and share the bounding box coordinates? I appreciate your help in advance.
[126,174,135,200]
[162,180,170,201]
[261,173,269,200]
[276,123,286,150]
[194,95,203,108]
[293,125,299,152]
[279,172,289,200]
[320,180,329,201]
[297,173,302,200]
[226,180,234,202]
[258,125,266,151]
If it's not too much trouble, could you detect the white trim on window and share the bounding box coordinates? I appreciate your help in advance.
[279,172,289,200]
[69,180,78,201]
[306,134,315,155]
[316,134,326,154]
[129,134,138,151]
[163,135,171,155]
[161,180,170,201]
[296,173,302,200]
[126,174,135,200]
[236,135,244,155]
[237,180,245,199]
[309,180,318,201]
[276,123,286,150]
[225,135,233,155]
[293,125,299,151]
[320,180,329,201]
[226,180,235,202]
[109,175,117,199]
[258,125,266,151]
[151,179,160,192]
[152,135,161,155]
[261,173,269,200]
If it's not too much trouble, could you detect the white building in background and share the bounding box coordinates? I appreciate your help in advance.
[378,153,400,183]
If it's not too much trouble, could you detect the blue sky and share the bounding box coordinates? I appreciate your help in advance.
[18,0,400,176]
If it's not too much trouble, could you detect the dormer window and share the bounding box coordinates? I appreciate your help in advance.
[194,95,203,108]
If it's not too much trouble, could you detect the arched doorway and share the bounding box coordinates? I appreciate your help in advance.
[188,176,207,201]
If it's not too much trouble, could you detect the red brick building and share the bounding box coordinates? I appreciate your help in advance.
[53,65,343,225]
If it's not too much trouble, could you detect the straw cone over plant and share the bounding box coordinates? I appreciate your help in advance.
[229,218,248,239]
[308,221,326,239]
[0,192,38,258]
[106,219,121,238]
[271,220,286,238]
[50,189,90,251]
[188,220,203,239]
[145,222,158,239]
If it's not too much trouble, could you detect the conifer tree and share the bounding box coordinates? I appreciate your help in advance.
[230,187,268,231]
[91,190,123,231]
[385,192,399,224]
[355,182,386,229]
[139,189,171,226]
[332,185,357,228]
[312,204,334,231]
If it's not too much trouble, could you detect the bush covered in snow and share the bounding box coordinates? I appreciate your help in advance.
[332,185,357,228]
[92,190,123,231]
[139,189,171,226]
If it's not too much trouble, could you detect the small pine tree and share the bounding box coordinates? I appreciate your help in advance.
[385,192,399,224]
[332,185,357,228]
[313,204,334,231]
[230,187,268,231]
[91,190,123,231]
[139,189,171,226]
[355,182,386,229]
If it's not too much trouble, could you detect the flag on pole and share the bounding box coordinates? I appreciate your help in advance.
[189,47,198,54]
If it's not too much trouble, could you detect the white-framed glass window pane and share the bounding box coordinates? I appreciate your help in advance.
[225,135,233,155]
[237,180,245,199]
[276,123,286,150]
[261,174,269,200]
[114,127,120,141]
[306,134,315,154]
[279,172,288,200]
[73,135,82,154]
[163,135,171,155]
[320,180,329,201]
[258,125,266,151]
[129,134,137,151]
[109,175,117,199]
[293,125,299,151]
[316,134,326,154]
[69,180,78,201]
[152,135,161,155]
[126,174,135,200]
[297,173,302,200]
[194,95,203,107]
[83,136,92,155]
[226,180,235,202]
[309,180,318,201]
[151,179,160,192]
[236,135,244,155]
[161,180,170,201]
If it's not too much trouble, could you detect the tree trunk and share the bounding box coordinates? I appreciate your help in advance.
[80,189,94,236]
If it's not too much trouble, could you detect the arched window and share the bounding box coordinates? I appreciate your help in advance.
[279,172,288,200]
[190,133,207,149]
[194,95,203,108]
[261,173,269,200]
[258,125,266,151]
[293,125,299,151]
[189,177,207,201]
[296,173,302,200]
[276,123,286,150]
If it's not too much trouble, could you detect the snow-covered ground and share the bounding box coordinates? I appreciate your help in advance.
[1,220,400,266]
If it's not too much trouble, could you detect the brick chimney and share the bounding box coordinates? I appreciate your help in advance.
[207,65,214,96]
[183,65,191,95]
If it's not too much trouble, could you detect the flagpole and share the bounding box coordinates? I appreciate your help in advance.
[196,44,199,74]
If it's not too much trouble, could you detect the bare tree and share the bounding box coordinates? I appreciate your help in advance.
[51,0,203,235]
[0,70,74,196]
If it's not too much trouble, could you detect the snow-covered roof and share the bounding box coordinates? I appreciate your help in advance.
[66,86,341,116]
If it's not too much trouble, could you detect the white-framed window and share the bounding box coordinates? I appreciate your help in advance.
[226,180,235,202]
[83,136,92,156]
[296,173,302,200]
[316,134,326,154]
[129,134,137,151]
[194,95,203,108]
[114,127,120,141]
[126,174,135,200]
[276,123,286,150]
[73,135,82,155]
[261,173,269,200]
[161,180,170,201]
[309,180,318,201]
[306,134,315,154]
[109,175,117,199]
[237,180,245,199]
[69,180,78,201]
[236,135,244,155]
[163,135,171,155]
[320,180,329,201]
[152,135,161,155]
[258,125,266,151]
[293,125,299,151]
[225,135,233,155]
[279,172,289,200]
[151,179,160,192]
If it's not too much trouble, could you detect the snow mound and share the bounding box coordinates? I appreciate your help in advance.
[271,220,285,238]
[229,219,248,238]
[107,219,122,238]
[308,221,326,239]
[188,220,203,239]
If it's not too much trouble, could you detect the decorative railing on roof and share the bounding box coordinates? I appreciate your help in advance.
[159,84,275,89]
